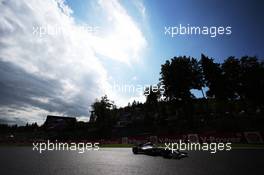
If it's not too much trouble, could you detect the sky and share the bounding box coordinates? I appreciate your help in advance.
[0,0,263,125]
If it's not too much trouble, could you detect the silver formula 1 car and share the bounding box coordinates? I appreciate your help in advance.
[132,142,188,159]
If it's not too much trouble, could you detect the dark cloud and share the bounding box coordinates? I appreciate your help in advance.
[0,60,90,123]
[0,117,25,125]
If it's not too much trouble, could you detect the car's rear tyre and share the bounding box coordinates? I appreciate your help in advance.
[132,147,138,154]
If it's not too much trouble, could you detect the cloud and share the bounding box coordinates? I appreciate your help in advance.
[133,0,146,19]
[90,0,147,64]
[0,0,147,125]
[0,60,91,122]
[132,76,137,81]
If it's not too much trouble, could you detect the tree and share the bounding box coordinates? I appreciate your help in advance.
[200,54,227,100]
[90,95,115,130]
[222,56,241,100]
[160,56,204,100]
[239,56,264,105]
[159,56,204,126]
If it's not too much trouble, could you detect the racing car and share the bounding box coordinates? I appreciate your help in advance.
[132,142,188,159]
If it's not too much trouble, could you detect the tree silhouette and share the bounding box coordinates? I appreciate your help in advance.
[200,54,228,100]
[239,56,264,106]
[222,56,241,100]
[160,56,203,101]
[90,95,116,132]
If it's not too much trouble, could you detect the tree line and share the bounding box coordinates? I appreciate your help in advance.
[155,54,264,104]
[90,54,264,134]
